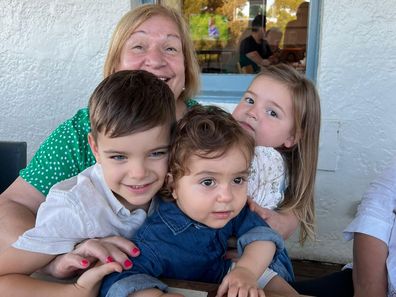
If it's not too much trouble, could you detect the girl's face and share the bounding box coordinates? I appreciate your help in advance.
[171,147,250,229]
[116,15,185,102]
[89,125,170,211]
[233,76,296,148]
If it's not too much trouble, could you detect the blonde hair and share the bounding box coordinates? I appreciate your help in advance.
[255,64,321,244]
[103,4,200,102]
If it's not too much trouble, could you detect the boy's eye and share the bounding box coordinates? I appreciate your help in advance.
[266,109,278,118]
[149,150,168,158]
[200,178,216,187]
[233,176,247,185]
[110,155,126,161]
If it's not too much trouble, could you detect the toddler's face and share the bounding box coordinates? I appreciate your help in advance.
[89,125,170,211]
[171,146,250,229]
[232,76,296,149]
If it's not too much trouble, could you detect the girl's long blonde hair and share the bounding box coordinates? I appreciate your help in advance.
[257,64,321,244]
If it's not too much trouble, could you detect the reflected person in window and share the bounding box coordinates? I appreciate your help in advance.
[239,14,273,73]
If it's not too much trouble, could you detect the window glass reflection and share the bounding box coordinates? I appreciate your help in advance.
[161,0,310,74]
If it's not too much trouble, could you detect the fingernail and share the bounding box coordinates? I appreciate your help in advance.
[106,256,114,263]
[131,247,140,256]
[124,259,133,268]
[81,259,89,267]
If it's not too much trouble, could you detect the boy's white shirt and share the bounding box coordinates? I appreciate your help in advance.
[13,164,148,255]
[248,146,287,210]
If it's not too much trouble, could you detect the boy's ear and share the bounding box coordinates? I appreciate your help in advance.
[166,173,178,200]
[88,133,101,163]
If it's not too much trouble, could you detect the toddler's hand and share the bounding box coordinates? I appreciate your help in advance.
[216,267,265,297]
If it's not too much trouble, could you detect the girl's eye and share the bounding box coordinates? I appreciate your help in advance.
[233,176,247,185]
[200,178,216,187]
[266,109,278,118]
[110,155,126,161]
[244,97,254,104]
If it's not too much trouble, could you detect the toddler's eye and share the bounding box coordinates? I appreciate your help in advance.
[201,178,216,187]
[266,110,278,118]
[233,177,246,185]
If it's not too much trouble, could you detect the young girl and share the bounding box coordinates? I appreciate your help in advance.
[233,63,321,245]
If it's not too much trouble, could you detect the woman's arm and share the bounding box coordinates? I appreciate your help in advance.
[0,262,121,297]
[0,177,45,249]
[248,199,299,239]
[353,232,388,297]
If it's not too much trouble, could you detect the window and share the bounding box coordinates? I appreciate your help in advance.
[143,0,321,103]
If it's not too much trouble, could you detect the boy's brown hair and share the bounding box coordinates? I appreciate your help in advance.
[89,70,176,141]
[167,105,255,186]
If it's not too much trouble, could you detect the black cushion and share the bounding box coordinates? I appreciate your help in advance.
[0,141,27,193]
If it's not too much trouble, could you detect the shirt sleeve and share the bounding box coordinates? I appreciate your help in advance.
[343,161,396,245]
[100,234,166,297]
[248,147,287,209]
[12,188,93,254]
[20,108,95,196]
[100,274,167,297]
[233,206,284,254]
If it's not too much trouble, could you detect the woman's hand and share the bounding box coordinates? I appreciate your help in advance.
[247,198,299,240]
[40,236,140,278]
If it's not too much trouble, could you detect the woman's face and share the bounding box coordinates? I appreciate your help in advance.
[116,15,185,101]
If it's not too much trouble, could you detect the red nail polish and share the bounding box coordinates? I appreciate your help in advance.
[124,259,133,268]
[81,259,89,267]
[106,256,114,263]
[131,247,140,256]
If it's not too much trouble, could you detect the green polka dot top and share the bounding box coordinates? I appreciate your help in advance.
[21,99,199,196]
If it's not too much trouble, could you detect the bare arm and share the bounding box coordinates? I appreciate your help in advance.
[0,177,45,250]
[248,198,299,239]
[353,232,388,297]
[0,262,121,297]
[246,51,271,67]
[217,241,275,297]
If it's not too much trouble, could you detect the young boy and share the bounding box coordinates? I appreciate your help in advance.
[100,106,293,297]
[0,70,176,295]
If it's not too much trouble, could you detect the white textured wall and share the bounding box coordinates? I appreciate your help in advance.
[2,0,396,264]
[286,0,396,263]
[0,0,130,160]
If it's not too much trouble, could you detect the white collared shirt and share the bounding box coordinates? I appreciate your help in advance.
[344,160,396,297]
[13,164,147,255]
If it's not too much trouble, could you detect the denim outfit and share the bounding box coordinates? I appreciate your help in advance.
[100,198,294,297]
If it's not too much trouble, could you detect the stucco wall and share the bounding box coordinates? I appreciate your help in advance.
[0,0,129,158]
[1,0,396,264]
[286,0,396,263]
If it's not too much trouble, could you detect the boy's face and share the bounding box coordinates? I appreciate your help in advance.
[171,146,250,229]
[232,75,296,148]
[89,125,170,211]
